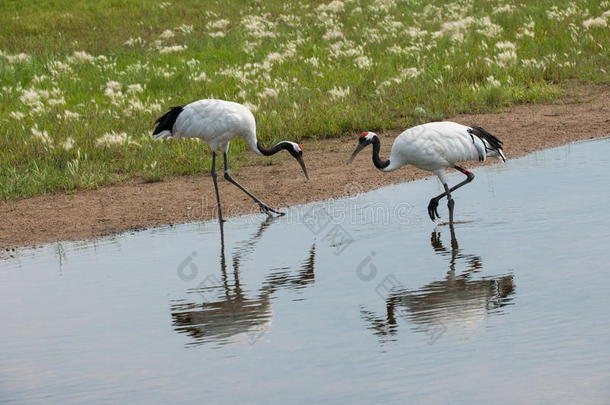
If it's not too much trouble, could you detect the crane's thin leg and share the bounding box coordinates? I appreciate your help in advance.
[210,151,225,223]
[222,152,285,217]
[445,184,455,224]
[427,166,474,221]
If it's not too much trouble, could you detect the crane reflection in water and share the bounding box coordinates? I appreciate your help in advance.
[361,224,515,344]
[170,218,316,347]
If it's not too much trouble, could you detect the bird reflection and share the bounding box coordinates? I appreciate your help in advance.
[171,219,316,347]
[361,224,515,343]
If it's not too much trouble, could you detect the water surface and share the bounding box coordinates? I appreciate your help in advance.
[2,139,609,404]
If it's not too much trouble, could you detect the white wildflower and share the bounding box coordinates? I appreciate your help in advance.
[62,110,81,120]
[71,51,95,63]
[402,67,421,78]
[4,53,30,63]
[583,17,608,29]
[434,17,475,41]
[405,27,428,39]
[9,111,25,120]
[31,125,53,147]
[127,84,144,94]
[521,58,546,69]
[61,137,76,151]
[20,88,46,108]
[388,45,406,54]
[370,0,395,13]
[207,19,230,30]
[32,74,49,83]
[279,14,300,27]
[47,60,72,76]
[323,28,344,40]
[362,27,384,44]
[125,99,146,113]
[186,59,200,68]
[96,131,132,147]
[378,67,422,91]
[105,81,121,91]
[317,1,345,13]
[329,40,362,58]
[304,57,320,67]
[328,86,350,100]
[495,41,516,51]
[265,52,283,64]
[486,75,501,87]
[493,4,515,14]
[243,102,258,112]
[547,4,581,21]
[104,80,123,100]
[258,88,280,99]
[176,24,193,34]
[47,97,66,106]
[241,14,277,39]
[159,45,187,53]
[476,17,503,37]
[496,50,517,67]
[354,55,373,70]
[124,37,145,47]
[192,72,208,81]
[516,20,536,39]
[159,29,175,39]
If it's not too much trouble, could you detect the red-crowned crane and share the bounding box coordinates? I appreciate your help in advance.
[153,99,309,223]
[348,122,506,223]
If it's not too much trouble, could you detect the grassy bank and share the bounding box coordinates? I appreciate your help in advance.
[1,0,608,200]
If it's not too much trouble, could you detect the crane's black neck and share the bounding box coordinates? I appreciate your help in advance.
[257,141,288,156]
[371,137,391,170]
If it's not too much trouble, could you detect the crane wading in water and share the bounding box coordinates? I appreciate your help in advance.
[152,99,309,222]
[348,122,506,223]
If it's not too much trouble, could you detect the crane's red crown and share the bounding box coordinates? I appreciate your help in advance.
[359,132,369,138]
[298,143,303,151]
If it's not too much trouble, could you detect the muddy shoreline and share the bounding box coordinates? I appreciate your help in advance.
[2,85,608,249]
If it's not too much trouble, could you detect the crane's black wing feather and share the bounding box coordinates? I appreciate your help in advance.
[468,126,503,152]
[153,106,184,135]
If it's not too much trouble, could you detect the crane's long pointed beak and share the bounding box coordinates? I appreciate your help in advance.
[296,155,309,180]
[347,143,366,164]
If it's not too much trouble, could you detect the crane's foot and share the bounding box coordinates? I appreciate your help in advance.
[428,198,441,221]
[259,204,285,217]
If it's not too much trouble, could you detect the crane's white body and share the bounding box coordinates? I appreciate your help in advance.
[354,121,504,222]
[156,99,260,154]
[153,99,307,220]
[380,121,504,182]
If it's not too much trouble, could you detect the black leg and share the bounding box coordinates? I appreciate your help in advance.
[210,151,225,223]
[445,183,455,224]
[427,166,475,221]
[222,152,285,217]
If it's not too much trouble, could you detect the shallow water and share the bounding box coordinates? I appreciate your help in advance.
[2,139,609,404]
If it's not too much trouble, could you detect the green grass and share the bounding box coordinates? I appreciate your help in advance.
[1,0,609,200]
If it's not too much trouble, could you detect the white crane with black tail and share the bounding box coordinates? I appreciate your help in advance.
[153,99,309,222]
[348,121,505,223]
